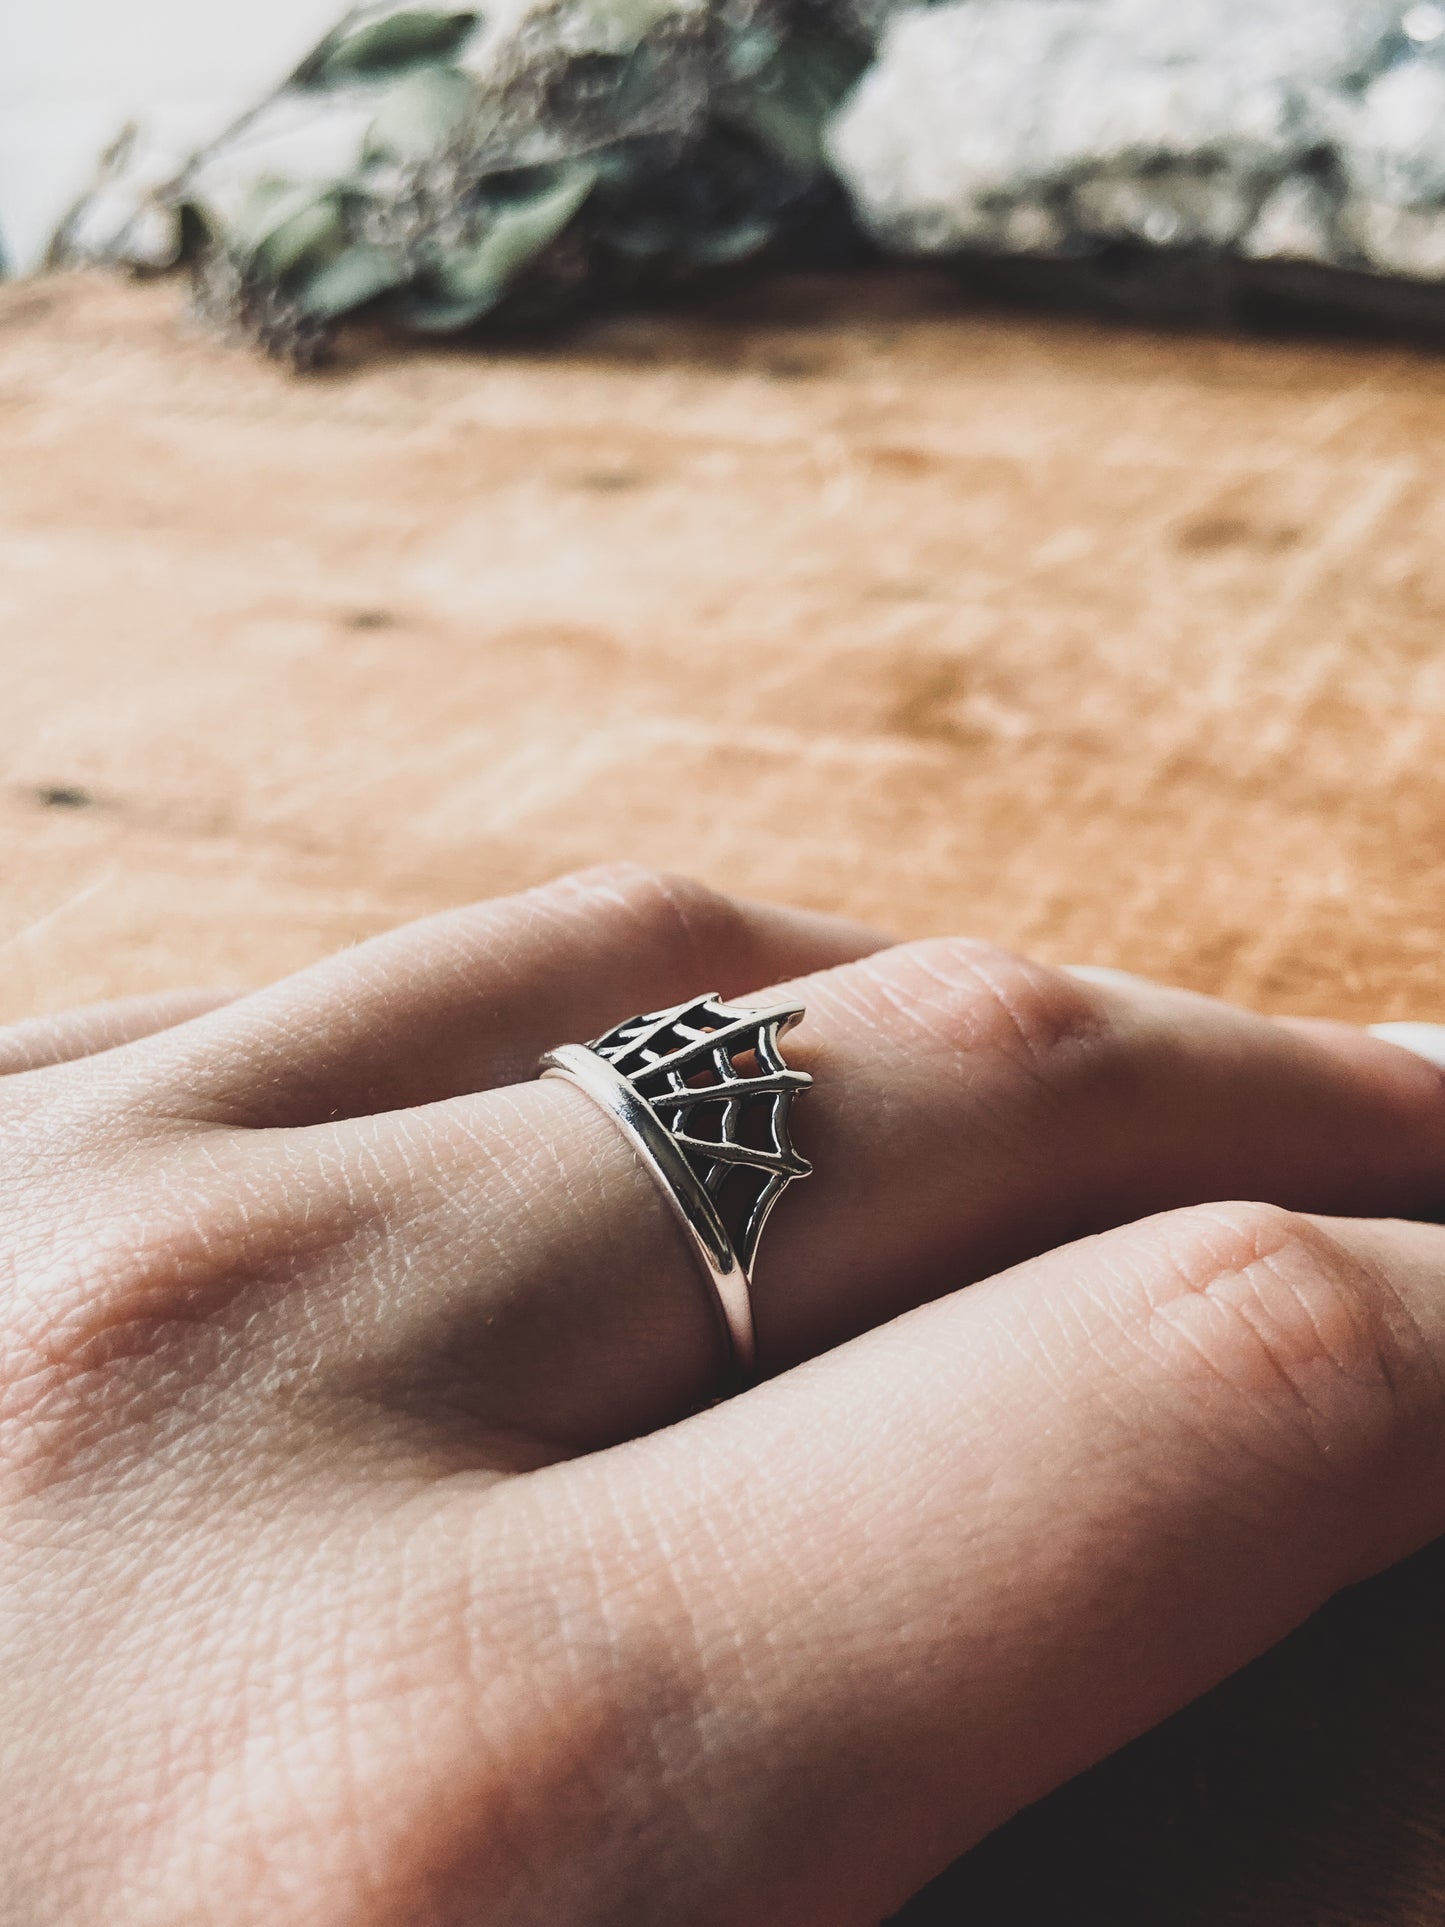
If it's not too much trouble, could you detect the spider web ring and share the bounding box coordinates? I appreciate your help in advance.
[539,993,813,1382]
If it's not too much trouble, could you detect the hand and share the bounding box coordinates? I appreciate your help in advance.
[6,864,1445,1926]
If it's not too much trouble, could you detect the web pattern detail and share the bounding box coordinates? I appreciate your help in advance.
[588,993,812,1272]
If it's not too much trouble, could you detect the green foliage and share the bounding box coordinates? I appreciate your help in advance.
[159,0,878,362]
[363,66,477,161]
[308,9,480,83]
[718,29,871,176]
[297,243,410,316]
[399,165,599,326]
[234,183,347,276]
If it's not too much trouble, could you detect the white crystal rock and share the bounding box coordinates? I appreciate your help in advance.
[829,0,1445,283]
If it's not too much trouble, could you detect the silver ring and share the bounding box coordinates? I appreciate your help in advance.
[540,994,813,1382]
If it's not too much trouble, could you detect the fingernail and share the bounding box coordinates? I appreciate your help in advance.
[1368,1022,1445,1069]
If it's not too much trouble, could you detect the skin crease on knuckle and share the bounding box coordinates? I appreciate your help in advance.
[482,866,750,1022]
[846,937,1110,1079]
[828,938,1126,1208]
[1111,1200,1437,1530]
[580,865,746,979]
[3,1135,310,1365]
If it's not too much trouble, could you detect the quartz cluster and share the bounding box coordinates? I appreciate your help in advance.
[830,0,1445,286]
[54,0,1445,358]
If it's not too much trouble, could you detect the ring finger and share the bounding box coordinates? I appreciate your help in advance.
[256,935,1445,1450]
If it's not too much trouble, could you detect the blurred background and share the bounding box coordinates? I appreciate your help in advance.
[7,6,1445,1923]
[1,2,338,270]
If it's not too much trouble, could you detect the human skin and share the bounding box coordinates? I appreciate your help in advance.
[7,862,1445,1925]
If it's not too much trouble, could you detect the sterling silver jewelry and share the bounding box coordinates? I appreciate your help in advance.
[540,994,813,1381]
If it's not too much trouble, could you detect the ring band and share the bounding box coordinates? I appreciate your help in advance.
[540,994,813,1381]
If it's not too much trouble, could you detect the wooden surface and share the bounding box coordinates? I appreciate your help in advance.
[7,269,1445,1920]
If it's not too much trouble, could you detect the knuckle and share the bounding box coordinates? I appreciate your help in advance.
[858,936,1112,1084]
[0,1135,355,1476]
[550,864,744,979]
[1142,1200,1424,1479]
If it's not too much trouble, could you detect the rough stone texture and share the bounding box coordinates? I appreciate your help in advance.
[833,0,1445,283]
[7,268,1445,1917]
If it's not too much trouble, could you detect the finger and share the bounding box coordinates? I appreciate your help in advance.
[527,1204,1445,1924]
[0,990,237,1075]
[1368,1019,1445,1070]
[100,865,885,1128]
[292,940,1445,1447]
